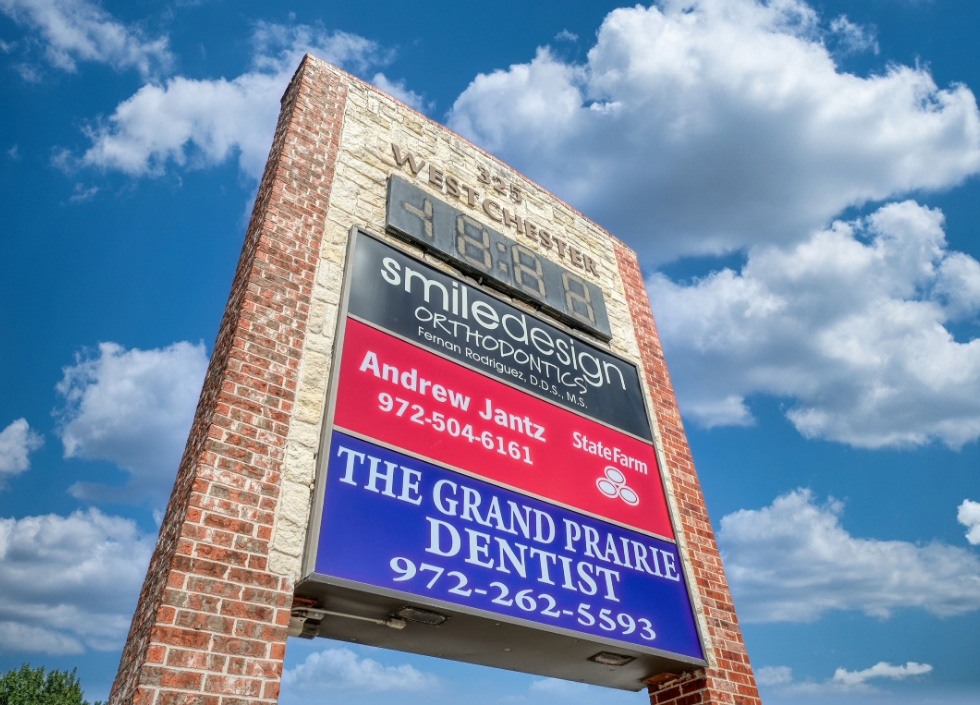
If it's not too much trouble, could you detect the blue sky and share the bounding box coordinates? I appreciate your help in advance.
[0,1,978,703]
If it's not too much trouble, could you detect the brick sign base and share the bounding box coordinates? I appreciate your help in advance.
[109,56,760,705]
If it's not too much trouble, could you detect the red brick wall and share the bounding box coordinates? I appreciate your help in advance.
[614,244,760,705]
[109,56,347,705]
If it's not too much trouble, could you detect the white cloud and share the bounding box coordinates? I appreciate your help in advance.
[77,71,287,179]
[0,622,85,655]
[73,22,401,181]
[760,661,933,695]
[448,0,980,263]
[719,489,980,622]
[528,679,581,697]
[370,72,428,112]
[282,647,440,693]
[248,20,389,76]
[526,679,617,699]
[67,182,99,203]
[831,661,932,690]
[649,201,980,448]
[958,499,980,545]
[936,252,980,320]
[55,340,207,505]
[828,15,878,56]
[0,0,172,78]
[0,418,43,479]
[0,509,153,654]
[755,665,794,686]
[54,3,980,454]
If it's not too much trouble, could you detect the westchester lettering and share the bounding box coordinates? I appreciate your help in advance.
[391,144,598,278]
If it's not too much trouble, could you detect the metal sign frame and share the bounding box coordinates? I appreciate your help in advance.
[298,228,707,690]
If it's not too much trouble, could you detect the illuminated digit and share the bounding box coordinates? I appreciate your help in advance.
[511,245,546,299]
[401,196,434,240]
[455,214,492,270]
[561,272,596,325]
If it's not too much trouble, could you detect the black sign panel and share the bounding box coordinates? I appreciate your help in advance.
[386,176,612,340]
[346,232,652,440]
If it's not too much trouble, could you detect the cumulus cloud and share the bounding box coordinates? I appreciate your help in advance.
[55,340,207,505]
[831,661,932,690]
[0,418,43,480]
[66,182,99,203]
[448,0,980,263]
[49,1,980,455]
[828,15,878,56]
[76,71,288,179]
[719,489,980,622]
[0,0,172,78]
[755,665,794,687]
[72,21,416,181]
[649,201,980,448]
[0,509,153,654]
[528,679,573,697]
[760,661,932,695]
[526,679,618,699]
[249,19,390,75]
[370,72,428,112]
[958,499,980,545]
[282,647,439,693]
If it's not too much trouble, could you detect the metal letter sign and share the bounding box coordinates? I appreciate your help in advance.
[300,227,705,689]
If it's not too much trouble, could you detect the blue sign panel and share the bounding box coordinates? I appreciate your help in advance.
[315,432,704,660]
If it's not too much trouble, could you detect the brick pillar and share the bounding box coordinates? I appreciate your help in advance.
[109,56,347,705]
[614,244,761,705]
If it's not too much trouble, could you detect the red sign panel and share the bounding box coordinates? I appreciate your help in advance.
[334,318,674,539]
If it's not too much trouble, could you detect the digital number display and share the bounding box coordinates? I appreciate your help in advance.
[386,176,611,340]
